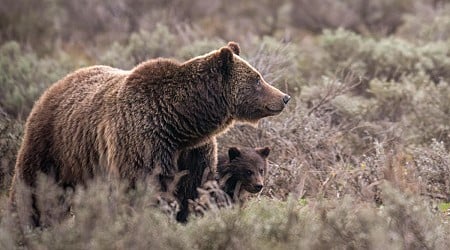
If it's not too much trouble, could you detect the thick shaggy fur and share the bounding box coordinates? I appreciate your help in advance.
[217,147,270,202]
[188,146,270,217]
[176,141,217,222]
[10,42,289,226]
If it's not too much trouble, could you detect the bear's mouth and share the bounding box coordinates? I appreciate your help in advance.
[243,184,263,193]
[265,105,284,114]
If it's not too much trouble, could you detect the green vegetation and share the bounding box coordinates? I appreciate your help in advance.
[0,0,449,249]
[439,203,450,213]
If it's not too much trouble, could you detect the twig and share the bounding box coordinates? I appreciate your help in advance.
[307,71,362,116]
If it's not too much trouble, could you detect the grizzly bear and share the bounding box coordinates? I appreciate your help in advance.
[10,42,290,226]
[188,146,270,217]
[216,146,270,202]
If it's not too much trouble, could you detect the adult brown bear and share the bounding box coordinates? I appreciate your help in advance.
[10,42,290,226]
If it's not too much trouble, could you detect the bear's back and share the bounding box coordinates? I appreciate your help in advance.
[21,65,131,182]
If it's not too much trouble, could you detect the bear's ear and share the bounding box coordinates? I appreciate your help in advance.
[227,41,240,55]
[228,147,241,161]
[218,47,234,76]
[256,147,270,158]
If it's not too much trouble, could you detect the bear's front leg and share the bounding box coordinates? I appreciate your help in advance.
[175,139,217,222]
[149,148,180,193]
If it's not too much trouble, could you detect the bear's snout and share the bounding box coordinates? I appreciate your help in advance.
[261,82,290,116]
[265,93,290,114]
[283,95,291,104]
[254,184,263,192]
[246,183,263,193]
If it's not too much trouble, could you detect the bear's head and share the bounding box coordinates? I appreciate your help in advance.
[221,42,290,122]
[218,146,270,193]
[189,42,290,123]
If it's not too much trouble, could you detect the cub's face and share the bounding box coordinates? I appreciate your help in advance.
[226,147,270,193]
[230,56,290,123]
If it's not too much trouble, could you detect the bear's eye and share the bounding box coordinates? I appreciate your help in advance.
[259,169,264,174]
[245,170,253,177]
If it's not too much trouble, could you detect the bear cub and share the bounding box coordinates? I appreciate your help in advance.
[189,146,270,217]
[216,146,270,202]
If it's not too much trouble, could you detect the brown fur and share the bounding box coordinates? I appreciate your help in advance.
[188,146,270,217]
[10,42,289,226]
[175,141,217,222]
[216,146,270,202]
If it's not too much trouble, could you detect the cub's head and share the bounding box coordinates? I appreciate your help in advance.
[189,42,290,123]
[218,146,270,193]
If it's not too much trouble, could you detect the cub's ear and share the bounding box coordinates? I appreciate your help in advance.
[256,147,270,158]
[227,41,240,55]
[228,147,241,161]
[218,47,234,76]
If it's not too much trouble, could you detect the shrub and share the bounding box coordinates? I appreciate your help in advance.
[177,39,225,60]
[217,75,366,199]
[0,0,57,52]
[243,36,302,92]
[413,140,450,201]
[98,24,179,69]
[319,29,450,84]
[291,0,415,35]
[406,80,450,145]
[397,2,450,42]
[0,111,22,192]
[0,41,80,119]
[3,177,449,249]
[378,183,449,249]
[9,177,189,250]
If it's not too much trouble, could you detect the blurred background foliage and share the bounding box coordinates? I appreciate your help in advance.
[0,0,449,248]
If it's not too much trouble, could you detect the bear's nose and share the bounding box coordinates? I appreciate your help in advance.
[254,184,263,192]
[283,95,291,104]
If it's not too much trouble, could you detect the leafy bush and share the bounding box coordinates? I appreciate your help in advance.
[0,0,58,52]
[0,112,22,192]
[291,0,415,35]
[404,80,450,145]
[243,36,302,92]
[398,3,450,42]
[98,24,179,69]
[0,41,80,119]
[319,29,450,84]
[1,179,448,249]
[413,140,450,201]
[177,39,225,60]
